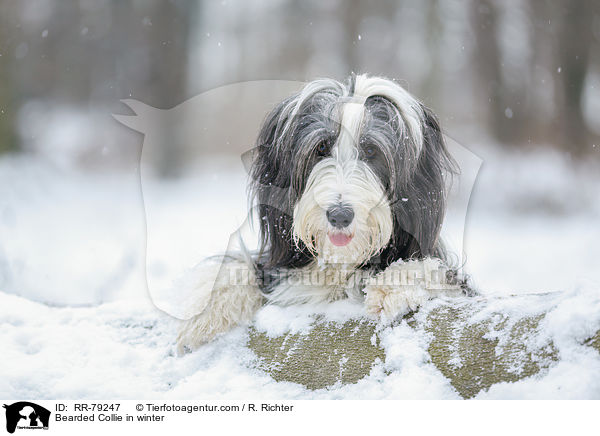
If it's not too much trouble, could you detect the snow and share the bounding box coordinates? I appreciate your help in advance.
[253,300,366,338]
[0,292,459,399]
[1,145,600,399]
[475,287,600,399]
[3,287,598,399]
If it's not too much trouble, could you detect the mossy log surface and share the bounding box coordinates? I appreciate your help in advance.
[247,297,599,398]
[248,318,384,390]
[423,305,557,398]
[585,331,600,352]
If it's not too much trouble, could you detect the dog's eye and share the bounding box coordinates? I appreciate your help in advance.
[363,145,377,159]
[316,141,330,156]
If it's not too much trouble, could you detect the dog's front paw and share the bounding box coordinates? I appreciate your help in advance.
[176,310,224,355]
[363,258,463,321]
[364,284,426,321]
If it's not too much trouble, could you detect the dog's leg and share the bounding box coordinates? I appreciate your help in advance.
[364,258,462,321]
[176,259,263,354]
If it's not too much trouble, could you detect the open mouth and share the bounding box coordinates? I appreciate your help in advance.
[328,232,353,247]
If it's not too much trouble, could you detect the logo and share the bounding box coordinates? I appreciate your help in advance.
[113,81,482,320]
[3,402,50,434]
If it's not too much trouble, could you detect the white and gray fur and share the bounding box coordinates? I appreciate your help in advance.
[177,74,467,353]
[250,74,459,297]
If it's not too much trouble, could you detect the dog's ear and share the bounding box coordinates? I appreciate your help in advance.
[377,104,457,267]
[249,96,297,193]
[419,104,459,188]
[249,96,313,275]
[409,105,457,257]
[421,106,456,165]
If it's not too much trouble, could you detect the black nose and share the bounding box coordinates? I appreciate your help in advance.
[326,205,354,228]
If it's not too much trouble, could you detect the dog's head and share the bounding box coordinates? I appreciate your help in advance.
[250,74,457,272]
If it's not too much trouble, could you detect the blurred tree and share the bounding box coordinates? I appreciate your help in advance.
[471,0,526,145]
[1,0,598,163]
[279,1,311,77]
[342,0,363,73]
[472,0,599,153]
[0,53,18,154]
[0,3,20,153]
[110,0,197,177]
[422,0,443,107]
[555,0,597,155]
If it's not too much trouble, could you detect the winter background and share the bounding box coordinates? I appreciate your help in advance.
[1,1,600,399]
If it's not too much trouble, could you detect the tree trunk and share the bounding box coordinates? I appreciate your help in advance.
[248,294,599,398]
[471,0,526,145]
[555,0,596,155]
[0,2,20,153]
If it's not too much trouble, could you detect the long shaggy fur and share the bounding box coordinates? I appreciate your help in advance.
[177,74,465,352]
[250,74,457,292]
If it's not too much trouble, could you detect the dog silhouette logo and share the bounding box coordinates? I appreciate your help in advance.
[3,402,50,433]
[113,81,481,322]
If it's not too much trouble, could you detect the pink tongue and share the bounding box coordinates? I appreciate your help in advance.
[329,233,353,247]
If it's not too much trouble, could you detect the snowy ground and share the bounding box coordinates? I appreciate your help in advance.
[1,146,599,399]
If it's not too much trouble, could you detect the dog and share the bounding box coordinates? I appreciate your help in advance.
[176,74,468,354]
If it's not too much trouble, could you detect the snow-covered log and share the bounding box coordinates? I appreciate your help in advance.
[247,291,600,398]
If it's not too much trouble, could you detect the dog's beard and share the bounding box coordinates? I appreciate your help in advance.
[292,156,393,267]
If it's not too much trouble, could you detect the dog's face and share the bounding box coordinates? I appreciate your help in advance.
[251,75,456,273]
[291,92,398,266]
